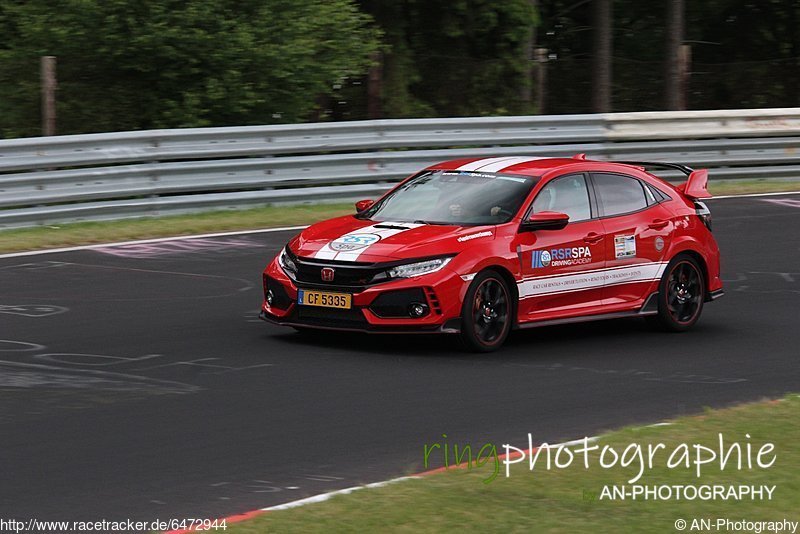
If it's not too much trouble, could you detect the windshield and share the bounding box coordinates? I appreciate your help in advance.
[361,170,538,226]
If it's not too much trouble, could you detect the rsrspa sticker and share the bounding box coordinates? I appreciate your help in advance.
[614,234,636,259]
[532,246,592,268]
[329,233,381,252]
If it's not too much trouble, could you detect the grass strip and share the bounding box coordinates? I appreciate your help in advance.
[227,395,799,533]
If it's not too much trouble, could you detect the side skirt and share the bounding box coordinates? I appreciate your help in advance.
[515,292,659,330]
[707,288,725,301]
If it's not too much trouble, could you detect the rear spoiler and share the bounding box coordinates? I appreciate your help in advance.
[678,169,711,199]
[613,160,712,200]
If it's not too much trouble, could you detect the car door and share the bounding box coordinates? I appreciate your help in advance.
[515,173,607,321]
[590,172,674,307]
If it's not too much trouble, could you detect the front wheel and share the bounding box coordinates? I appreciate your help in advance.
[459,270,512,352]
[647,254,705,332]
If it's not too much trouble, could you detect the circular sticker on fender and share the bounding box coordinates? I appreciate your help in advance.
[654,236,665,252]
[329,233,382,252]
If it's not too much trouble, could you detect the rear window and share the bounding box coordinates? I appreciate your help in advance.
[592,173,648,216]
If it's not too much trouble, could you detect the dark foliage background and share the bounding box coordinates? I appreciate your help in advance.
[1,0,799,137]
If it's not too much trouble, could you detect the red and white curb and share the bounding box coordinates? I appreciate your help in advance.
[164,435,600,533]
[165,399,797,532]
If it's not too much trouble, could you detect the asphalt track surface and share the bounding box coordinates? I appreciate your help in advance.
[1,194,799,524]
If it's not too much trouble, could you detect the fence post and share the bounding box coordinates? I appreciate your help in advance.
[41,56,57,136]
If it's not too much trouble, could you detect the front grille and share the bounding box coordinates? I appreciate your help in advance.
[295,264,382,289]
[296,306,368,328]
[291,251,390,291]
[286,247,455,292]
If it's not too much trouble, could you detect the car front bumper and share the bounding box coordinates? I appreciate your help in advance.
[260,257,466,334]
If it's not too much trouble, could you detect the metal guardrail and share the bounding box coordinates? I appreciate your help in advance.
[2,108,800,228]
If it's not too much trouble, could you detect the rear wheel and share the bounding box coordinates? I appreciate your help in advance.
[648,254,705,332]
[459,270,512,352]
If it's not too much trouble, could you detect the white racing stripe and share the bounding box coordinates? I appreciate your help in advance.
[456,156,520,171]
[314,245,338,261]
[518,262,668,299]
[456,156,547,172]
[313,222,423,262]
[476,156,547,172]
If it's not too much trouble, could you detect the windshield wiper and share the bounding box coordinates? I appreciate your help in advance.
[413,219,450,225]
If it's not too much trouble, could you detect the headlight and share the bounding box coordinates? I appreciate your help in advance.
[278,246,298,277]
[388,257,452,279]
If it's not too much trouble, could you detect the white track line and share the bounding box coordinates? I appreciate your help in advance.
[263,476,419,512]
[0,225,308,259]
[709,189,800,200]
[258,418,725,516]
[2,189,799,260]
[261,435,599,513]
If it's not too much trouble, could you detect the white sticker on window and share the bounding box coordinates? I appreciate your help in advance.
[614,234,636,259]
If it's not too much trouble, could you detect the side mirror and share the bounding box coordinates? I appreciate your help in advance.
[521,211,570,231]
[355,199,374,212]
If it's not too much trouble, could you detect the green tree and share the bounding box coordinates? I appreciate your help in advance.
[0,0,381,137]
[538,0,800,113]
[688,0,800,109]
[360,0,538,118]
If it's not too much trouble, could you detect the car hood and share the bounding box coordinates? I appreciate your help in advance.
[290,216,496,262]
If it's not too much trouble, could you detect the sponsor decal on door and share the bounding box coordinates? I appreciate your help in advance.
[614,234,637,259]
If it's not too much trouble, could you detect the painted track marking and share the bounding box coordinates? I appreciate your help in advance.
[1,190,799,260]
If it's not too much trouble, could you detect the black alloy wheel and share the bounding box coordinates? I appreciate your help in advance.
[460,270,512,352]
[648,254,706,332]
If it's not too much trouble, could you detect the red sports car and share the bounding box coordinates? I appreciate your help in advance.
[261,155,723,351]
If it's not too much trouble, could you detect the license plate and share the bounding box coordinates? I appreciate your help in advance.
[297,289,352,309]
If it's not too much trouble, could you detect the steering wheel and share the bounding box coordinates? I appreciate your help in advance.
[490,206,514,219]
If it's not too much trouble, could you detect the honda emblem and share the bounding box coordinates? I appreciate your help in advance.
[321,267,335,282]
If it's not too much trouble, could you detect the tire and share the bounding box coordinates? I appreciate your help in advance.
[459,270,513,352]
[647,254,706,332]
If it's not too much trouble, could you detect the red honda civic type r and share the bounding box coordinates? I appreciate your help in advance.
[261,155,723,351]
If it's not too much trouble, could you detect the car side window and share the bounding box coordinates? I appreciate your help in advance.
[531,174,592,222]
[648,183,671,202]
[592,173,648,217]
[643,183,657,205]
